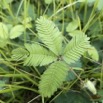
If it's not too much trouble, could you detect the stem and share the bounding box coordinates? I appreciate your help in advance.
[50,0,83,19]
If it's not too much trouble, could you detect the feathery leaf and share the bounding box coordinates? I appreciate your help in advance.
[36,16,63,55]
[39,61,68,97]
[63,33,90,64]
[12,48,29,61]
[24,43,57,66]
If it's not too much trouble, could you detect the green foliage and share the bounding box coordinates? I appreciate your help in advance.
[12,16,90,98]
[36,16,63,55]
[0,80,6,90]
[39,61,68,97]
[87,46,99,61]
[0,0,103,102]
[24,43,57,66]
[12,47,29,61]
[31,17,90,97]
[85,0,103,10]
[68,30,84,37]
[44,0,53,4]
[54,91,92,103]
[63,33,90,64]
[66,19,79,32]
[98,89,103,101]
[0,22,25,47]
[44,0,61,4]
[97,0,103,10]
[10,25,25,39]
[0,0,13,9]
[0,22,9,39]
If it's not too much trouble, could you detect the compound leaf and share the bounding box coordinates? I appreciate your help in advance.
[36,16,63,55]
[39,61,68,97]
[63,33,90,64]
[24,43,57,66]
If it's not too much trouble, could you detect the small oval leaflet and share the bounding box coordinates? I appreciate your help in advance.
[0,22,9,39]
[10,25,25,39]
[87,46,99,61]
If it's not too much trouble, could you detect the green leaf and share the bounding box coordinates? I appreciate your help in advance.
[86,0,95,4]
[36,16,63,55]
[39,61,68,97]
[10,25,25,39]
[5,0,13,3]
[78,0,86,2]
[66,71,76,81]
[0,0,13,9]
[97,0,103,10]
[0,22,9,39]
[24,43,57,66]
[27,4,36,20]
[12,48,29,61]
[21,17,32,28]
[83,0,95,7]
[66,20,79,32]
[0,80,5,90]
[84,0,103,10]
[63,33,90,64]
[69,30,84,37]
[87,46,99,61]
[0,39,8,48]
[22,17,32,24]
[98,89,103,100]
[54,91,92,103]
[45,0,53,4]
[69,59,82,68]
